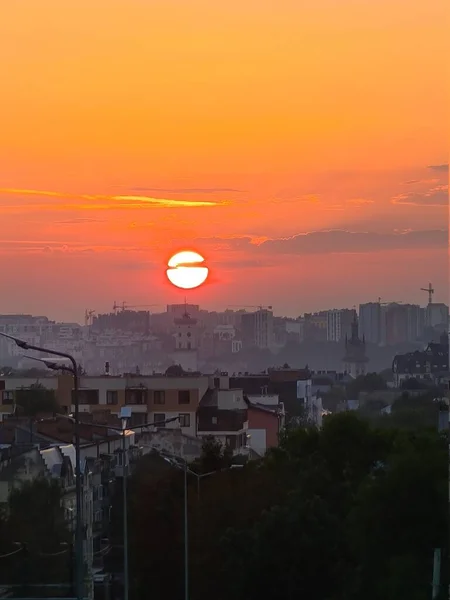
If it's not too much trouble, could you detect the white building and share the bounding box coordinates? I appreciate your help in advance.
[326,309,356,342]
[171,313,199,372]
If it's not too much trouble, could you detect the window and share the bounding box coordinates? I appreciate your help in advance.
[179,413,190,428]
[178,390,190,404]
[153,390,165,405]
[212,416,218,425]
[73,390,99,405]
[125,389,147,405]
[2,391,14,405]
[106,391,118,405]
[153,413,166,425]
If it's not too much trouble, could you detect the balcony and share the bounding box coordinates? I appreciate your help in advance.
[125,388,148,410]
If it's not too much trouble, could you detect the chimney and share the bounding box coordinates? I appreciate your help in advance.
[105,362,110,376]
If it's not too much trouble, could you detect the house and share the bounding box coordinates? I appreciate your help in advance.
[196,377,249,454]
[246,399,284,456]
[392,332,449,387]
[230,367,310,421]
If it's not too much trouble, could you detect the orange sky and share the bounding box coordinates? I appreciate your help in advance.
[0,0,448,320]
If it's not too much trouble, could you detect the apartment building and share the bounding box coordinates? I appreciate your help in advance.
[197,376,249,453]
[0,374,210,437]
[326,309,356,342]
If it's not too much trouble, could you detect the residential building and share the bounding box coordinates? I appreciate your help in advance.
[285,318,304,343]
[240,309,274,349]
[326,309,356,342]
[380,303,424,345]
[0,374,211,438]
[303,312,327,342]
[426,303,449,331]
[231,368,311,423]
[392,332,449,387]
[359,302,382,345]
[246,392,284,456]
[196,377,249,453]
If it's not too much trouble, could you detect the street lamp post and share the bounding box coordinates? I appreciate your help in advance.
[153,450,243,600]
[183,459,188,600]
[100,415,180,600]
[0,333,84,600]
[118,408,131,600]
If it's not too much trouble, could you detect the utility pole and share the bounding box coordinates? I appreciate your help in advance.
[432,548,441,599]
[184,460,189,600]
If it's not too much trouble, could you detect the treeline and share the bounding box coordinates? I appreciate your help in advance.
[117,413,448,600]
[0,478,73,597]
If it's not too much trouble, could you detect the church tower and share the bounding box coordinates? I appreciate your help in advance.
[342,313,369,378]
[171,308,199,372]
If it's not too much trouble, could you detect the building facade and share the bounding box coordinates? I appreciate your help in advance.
[326,309,356,342]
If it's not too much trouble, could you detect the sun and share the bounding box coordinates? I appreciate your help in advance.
[166,250,209,290]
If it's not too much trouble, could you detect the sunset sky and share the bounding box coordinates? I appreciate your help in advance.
[1,0,448,321]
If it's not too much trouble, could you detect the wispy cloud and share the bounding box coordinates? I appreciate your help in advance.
[427,164,449,172]
[198,229,448,256]
[269,194,321,205]
[55,218,106,224]
[0,239,148,256]
[0,188,229,209]
[345,198,375,206]
[391,185,448,207]
[132,187,244,193]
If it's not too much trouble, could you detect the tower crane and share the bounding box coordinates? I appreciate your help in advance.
[113,301,163,313]
[420,283,434,305]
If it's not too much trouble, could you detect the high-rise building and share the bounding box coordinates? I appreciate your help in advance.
[359,303,382,345]
[303,312,327,342]
[240,309,273,349]
[326,309,356,342]
[380,303,423,345]
[426,303,449,331]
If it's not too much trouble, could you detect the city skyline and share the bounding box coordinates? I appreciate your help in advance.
[1,0,448,320]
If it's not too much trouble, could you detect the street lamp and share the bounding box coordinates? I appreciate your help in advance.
[101,414,180,600]
[0,332,84,600]
[153,449,243,600]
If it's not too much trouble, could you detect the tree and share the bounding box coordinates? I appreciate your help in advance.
[165,364,184,377]
[118,413,448,600]
[321,385,346,412]
[196,435,233,473]
[347,372,387,399]
[0,478,72,597]
[15,383,60,417]
[346,430,448,599]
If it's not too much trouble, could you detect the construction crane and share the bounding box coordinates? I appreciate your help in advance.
[113,301,162,313]
[227,305,273,311]
[420,283,434,305]
[84,309,96,326]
